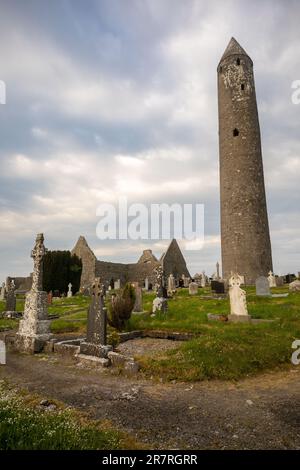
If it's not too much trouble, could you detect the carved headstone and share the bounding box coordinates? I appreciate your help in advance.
[228,273,251,322]
[16,233,52,353]
[80,278,111,358]
[114,279,121,290]
[5,280,16,312]
[255,276,270,296]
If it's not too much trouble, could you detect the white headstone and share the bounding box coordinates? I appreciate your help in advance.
[268,271,276,288]
[114,279,121,290]
[228,273,250,321]
[145,278,149,290]
[201,271,206,288]
[189,281,198,295]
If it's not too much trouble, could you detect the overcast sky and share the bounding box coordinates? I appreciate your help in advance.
[0,0,299,280]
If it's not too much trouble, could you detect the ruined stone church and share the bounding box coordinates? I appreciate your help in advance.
[71,236,190,290]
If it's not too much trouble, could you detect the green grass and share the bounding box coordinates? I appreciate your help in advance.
[2,286,300,382]
[129,287,300,381]
[0,319,17,331]
[0,381,136,450]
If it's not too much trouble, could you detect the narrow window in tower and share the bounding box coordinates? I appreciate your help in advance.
[236,58,240,65]
[241,84,245,90]
[233,128,239,137]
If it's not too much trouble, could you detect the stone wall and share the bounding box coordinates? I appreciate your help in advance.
[72,237,190,289]
[6,275,33,293]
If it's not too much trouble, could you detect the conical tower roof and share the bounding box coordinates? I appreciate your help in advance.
[219,37,252,65]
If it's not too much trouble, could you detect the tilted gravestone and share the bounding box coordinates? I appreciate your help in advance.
[255,276,271,296]
[16,233,52,353]
[80,278,111,358]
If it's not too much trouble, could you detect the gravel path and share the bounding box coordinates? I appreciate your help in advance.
[1,346,300,449]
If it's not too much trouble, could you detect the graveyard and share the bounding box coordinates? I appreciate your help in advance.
[1,283,299,383]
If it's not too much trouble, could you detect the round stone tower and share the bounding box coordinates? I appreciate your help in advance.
[218,37,273,284]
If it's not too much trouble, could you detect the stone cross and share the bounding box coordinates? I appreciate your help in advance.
[16,233,51,353]
[5,279,16,312]
[67,283,72,298]
[31,233,47,292]
[86,278,107,346]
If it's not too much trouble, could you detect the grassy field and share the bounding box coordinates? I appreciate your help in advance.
[1,286,300,382]
[0,380,137,450]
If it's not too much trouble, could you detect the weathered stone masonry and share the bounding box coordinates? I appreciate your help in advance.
[218,38,273,284]
[71,236,190,289]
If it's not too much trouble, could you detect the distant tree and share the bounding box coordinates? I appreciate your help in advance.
[43,251,82,294]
